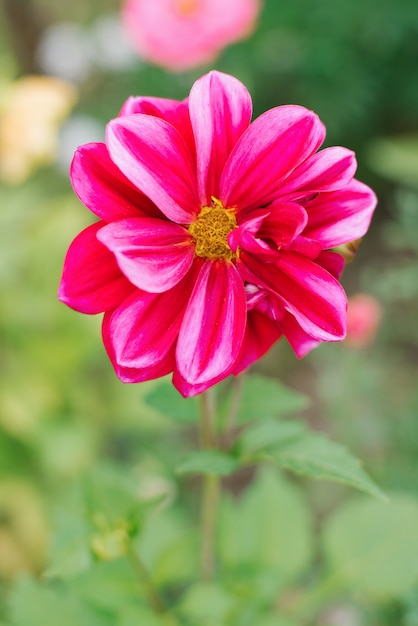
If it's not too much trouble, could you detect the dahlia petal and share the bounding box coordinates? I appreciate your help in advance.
[189,70,252,203]
[316,250,345,279]
[280,312,322,358]
[103,311,176,383]
[173,367,234,398]
[238,251,347,341]
[120,95,186,124]
[275,253,347,341]
[258,201,308,247]
[107,115,199,223]
[236,208,271,235]
[244,284,282,319]
[97,218,194,293]
[303,179,377,248]
[58,222,133,314]
[233,310,282,375]
[220,105,326,211]
[112,357,176,384]
[176,260,246,385]
[228,208,270,253]
[232,230,276,259]
[103,270,197,372]
[286,235,322,259]
[70,142,157,222]
[248,286,286,322]
[278,147,357,200]
[119,96,195,152]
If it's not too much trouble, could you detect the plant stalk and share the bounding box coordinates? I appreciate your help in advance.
[224,374,245,448]
[199,388,220,580]
[127,545,167,614]
[198,387,216,448]
[200,473,220,580]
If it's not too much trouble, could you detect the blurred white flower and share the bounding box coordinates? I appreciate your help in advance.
[56,114,104,173]
[90,13,138,71]
[36,22,94,83]
[36,15,139,83]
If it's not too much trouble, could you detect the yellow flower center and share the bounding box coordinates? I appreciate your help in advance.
[173,0,199,16]
[189,197,237,261]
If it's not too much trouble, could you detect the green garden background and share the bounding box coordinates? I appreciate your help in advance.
[1,0,418,624]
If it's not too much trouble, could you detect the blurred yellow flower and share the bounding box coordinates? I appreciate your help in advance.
[0,480,49,579]
[0,75,77,184]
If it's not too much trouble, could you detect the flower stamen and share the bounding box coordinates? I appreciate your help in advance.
[189,197,237,261]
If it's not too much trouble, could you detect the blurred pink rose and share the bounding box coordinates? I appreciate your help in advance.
[345,294,382,349]
[121,0,262,71]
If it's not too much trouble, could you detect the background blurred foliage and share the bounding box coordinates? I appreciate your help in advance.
[0,0,418,624]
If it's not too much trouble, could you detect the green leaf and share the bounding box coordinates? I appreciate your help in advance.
[144,379,198,423]
[224,375,310,424]
[257,618,299,626]
[68,559,144,613]
[176,451,239,476]
[237,420,386,501]
[218,467,313,583]
[267,430,386,501]
[0,430,35,474]
[45,508,92,579]
[236,419,305,455]
[229,600,300,626]
[138,508,198,586]
[177,583,236,626]
[323,494,418,598]
[83,464,145,527]
[117,606,166,626]
[7,577,108,626]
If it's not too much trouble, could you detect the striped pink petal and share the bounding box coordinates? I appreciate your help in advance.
[71,143,158,222]
[238,250,347,341]
[258,201,308,247]
[119,96,195,151]
[176,260,247,386]
[280,312,321,358]
[220,105,325,211]
[103,268,198,375]
[189,71,252,204]
[58,222,133,314]
[278,147,357,200]
[97,218,194,293]
[303,179,377,248]
[233,310,282,375]
[107,115,199,223]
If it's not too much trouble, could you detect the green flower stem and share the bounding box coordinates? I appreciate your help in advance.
[224,374,245,448]
[126,545,167,615]
[200,473,220,580]
[198,388,217,449]
[284,574,344,623]
[199,388,220,580]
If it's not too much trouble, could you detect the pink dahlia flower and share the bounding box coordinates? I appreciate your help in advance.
[121,0,261,71]
[345,293,382,349]
[59,71,377,397]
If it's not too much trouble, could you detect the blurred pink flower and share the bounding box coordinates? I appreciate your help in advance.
[121,0,261,71]
[59,71,377,396]
[345,294,382,349]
